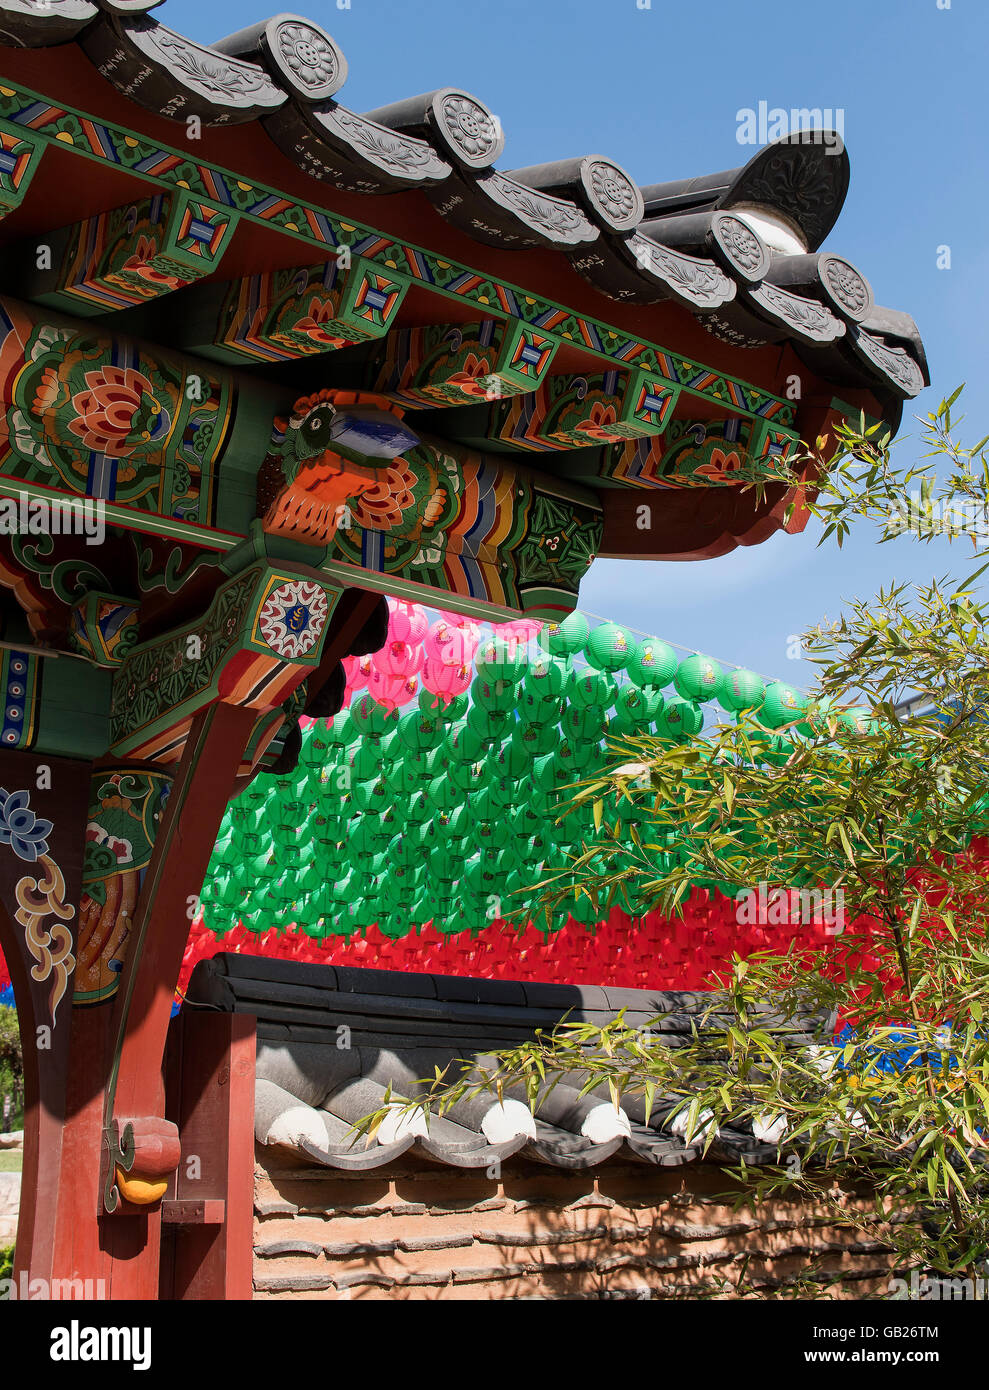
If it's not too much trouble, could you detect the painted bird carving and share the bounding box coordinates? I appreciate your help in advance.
[259,388,447,548]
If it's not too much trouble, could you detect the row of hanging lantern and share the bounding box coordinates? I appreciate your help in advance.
[200,601,868,940]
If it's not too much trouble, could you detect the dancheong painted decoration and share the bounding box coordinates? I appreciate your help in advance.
[0,0,926,1302]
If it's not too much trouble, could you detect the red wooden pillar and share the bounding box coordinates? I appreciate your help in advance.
[161,1010,256,1300]
[27,585,381,1300]
[49,701,258,1299]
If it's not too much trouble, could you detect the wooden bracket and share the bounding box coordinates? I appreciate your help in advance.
[161,1199,226,1226]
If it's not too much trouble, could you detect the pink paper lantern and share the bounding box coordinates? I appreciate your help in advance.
[343,654,370,691]
[433,607,475,628]
[497,618,543,648]
[367,667,419,712]
[422,657,472,704]
[371,638,424,679]
[388,599,429,645]
[424,619,480,667]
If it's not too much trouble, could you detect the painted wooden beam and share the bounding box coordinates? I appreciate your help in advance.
[12,190,238,316]
[492,368,679,452]
[367,318,557,408]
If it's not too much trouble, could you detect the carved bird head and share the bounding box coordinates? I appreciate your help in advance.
[287,389,420,466]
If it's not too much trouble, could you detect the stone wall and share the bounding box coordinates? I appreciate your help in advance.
[254,1150,894,1300]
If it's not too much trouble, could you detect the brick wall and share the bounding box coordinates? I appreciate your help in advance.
[253,1150,894,1300]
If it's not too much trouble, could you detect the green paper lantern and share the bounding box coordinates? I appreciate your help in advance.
[758,681,806,729]
[511,805,542,840]
[383,758,421,796]
[533,753,564,794]
[405,792,433,826]
[658,698,704,740]
[471,674,518,713]
[523,654,567,701]
[348,820,379,858]
[470,786,501,823]
[718,668,766,712]
[674,654,723,702]
[446,722,487,763]
[299,734,331,772]
[426,773,460,813]
[609,684,662,733]
[271,823,301,850]
[563,702,607,742]
[474,816,512,851]
[488,739,529,780]
[348,694,393,738]
[627,637,678,689]
[551,740,583,778]
[545,611,589,656]
[567,894,600,927]
[464,858,498,895]
[438,804,472,841]
[447,757,485,794]
[350,778,390,814]
[797,697,836,738]
[397,708,444,751]
[517,689,562,727]
[476,636,528,684]
[571,742,605,774]
[467,704,511,742]
[566,666,617,710]
[419,688,468,720]
[388,834,421,869]
[351,739,384,783]
[489,774,520,808]
[584,622,633,672]
[376,805,401,842]
[325,712,351,745]
[511,720,557,757]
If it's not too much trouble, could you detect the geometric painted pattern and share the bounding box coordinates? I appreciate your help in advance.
[0,648,38,749]
[39,191,236,316]
[256,579,329,660]
[370,318,559,409]
[215,255,406,363]
[0,91,795,430]
[495,369,680,451]
[0,125,42,219]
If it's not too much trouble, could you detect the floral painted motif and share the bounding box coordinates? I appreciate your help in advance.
[446,353,495,399]
[0,787,53,862]
[286,296,347,349]
[18,854,75,1026]
[693,447,745,484]
[5,318,230,519]
[105,235,188,297]
[76,769,172,1005]
[575,400,622,442]
[0,790,73,1022]
[65,365,171,460]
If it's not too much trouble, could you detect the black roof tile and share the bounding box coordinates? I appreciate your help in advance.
[0,0,927,408]
[190,954,834,1173]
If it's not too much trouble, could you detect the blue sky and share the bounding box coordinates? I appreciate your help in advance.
[171,0,986,688]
